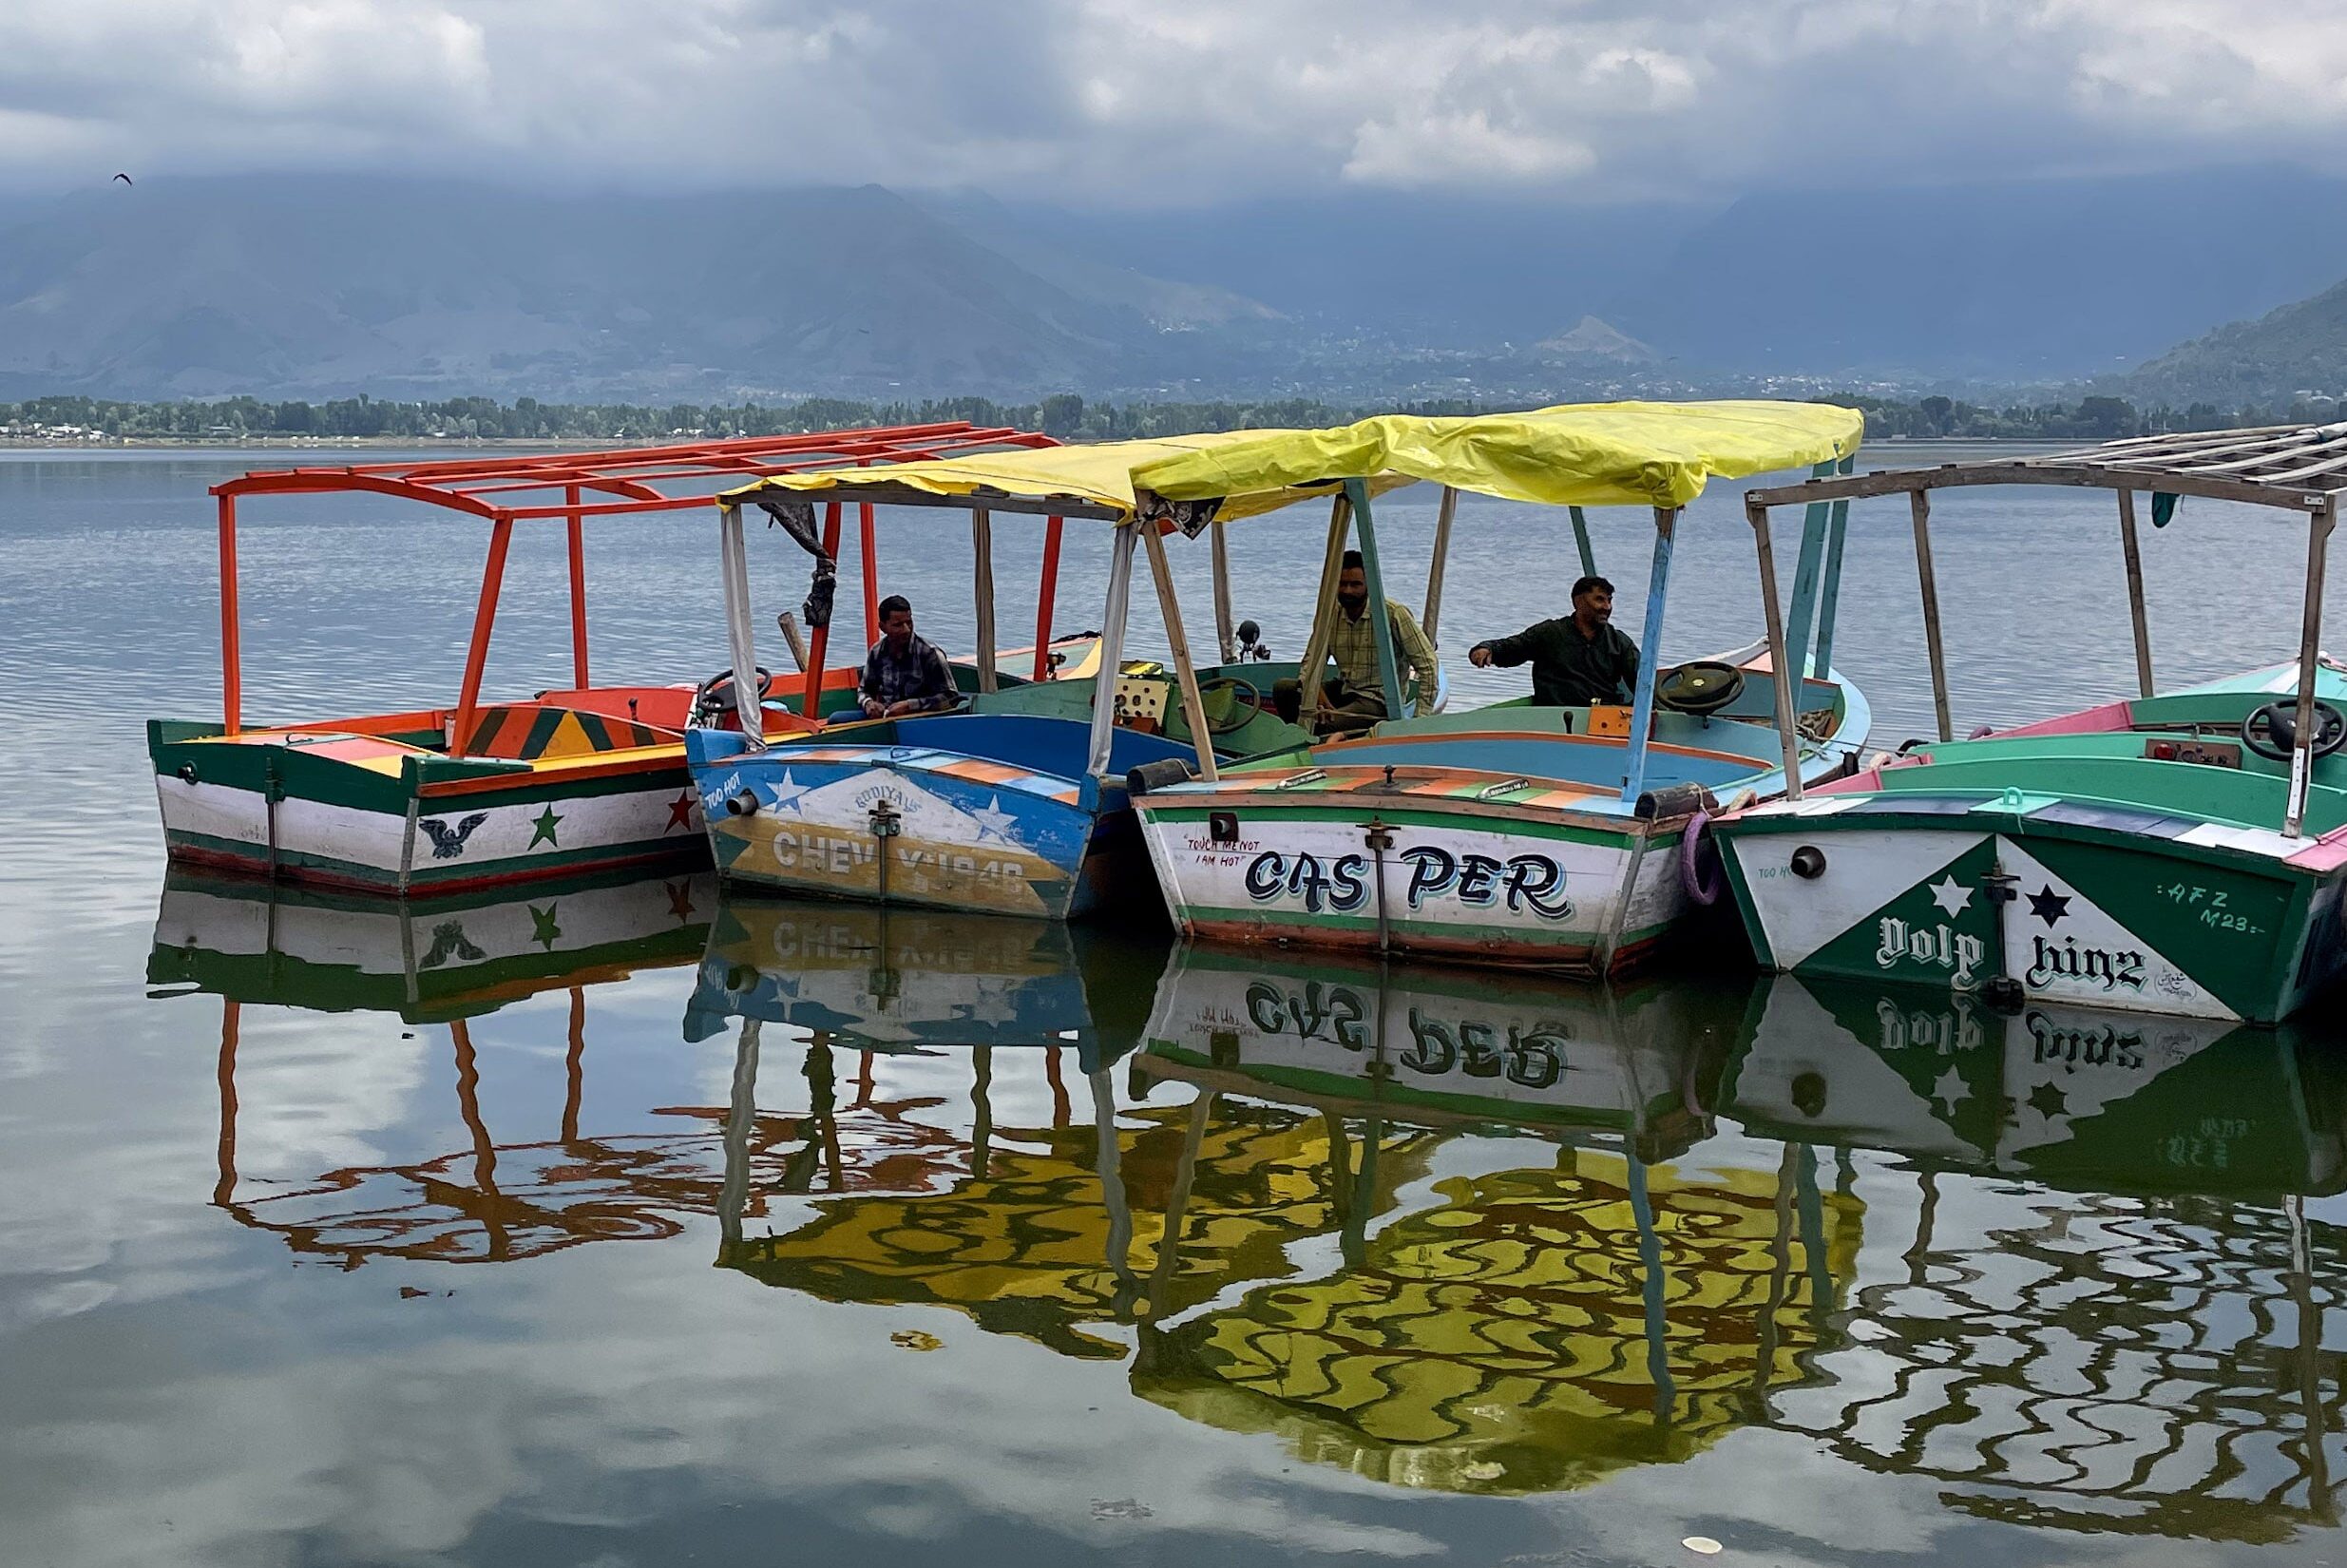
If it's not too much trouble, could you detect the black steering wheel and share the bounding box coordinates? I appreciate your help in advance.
[692,665,773,726]
[1195,675,1263,735]
[1656,660,1746,716]
[2242,699,2347,761]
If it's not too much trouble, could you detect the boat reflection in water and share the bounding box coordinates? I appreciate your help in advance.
[157,879,2347,1538]
[1725,977,2347,1541]
[151,867,717,1263]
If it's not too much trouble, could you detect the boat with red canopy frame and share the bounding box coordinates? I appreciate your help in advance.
[147,422,1094,895]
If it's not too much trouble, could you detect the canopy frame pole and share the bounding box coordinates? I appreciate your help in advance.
[1033,514,1063,682]
[1910,488,1954,742]
[1297,493,1352,728]
[1570,505,1597,579]
[1140,521,1218,781]
[1423,485,1458,643]
[718,504,765,743]
[450,515,515,755]
[1345,479,1404,726]
[1211,525,1237,664]
[2285,499,2334,838]
[1618,507,1677,806]
[1783,460,1838,681]
[799,501,844,723]
[1747,497,1806,802]
[1083,525,1139,785]
[859,502,881,648]
[218,493,242,734]
[2116,488,2154,698]
[971,506,998,695]
[563,484,589,689]
[1811,454,1856,677]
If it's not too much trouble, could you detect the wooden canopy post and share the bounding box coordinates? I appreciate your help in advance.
[563,484,589,688]
[450,514,516,755]
[718,504,765,742]
[1211,524,1237,664]
[1910,488,1954,742]
[1811,454,1856,677]
[1297,492,1352,727]
[217,493,242,734]
[1423,485,1458,643]
[799,502,845,722]
[1569,506,1597,579]
[2285,500,2335,838]
[1140,521,1217,781]
[1344,479,1403,724]
[859,502,881,647]
[1618,507,1678,806]
[1747,497,1807,801]
[2115,488,2154,698]
[1034,514,1063,681]
[213,1000,239,1209]
[1083,525,1139,784]
[971,506,998,694]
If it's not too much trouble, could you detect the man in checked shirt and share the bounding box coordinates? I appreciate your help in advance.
[857,595,961,719]
[1317,550,1440,735]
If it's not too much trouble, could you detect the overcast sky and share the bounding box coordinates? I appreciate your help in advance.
[4,0,2343,205]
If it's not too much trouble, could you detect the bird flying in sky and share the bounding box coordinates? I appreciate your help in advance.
[112,173,132,185]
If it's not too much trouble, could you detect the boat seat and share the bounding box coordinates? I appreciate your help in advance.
[464,704,682,760]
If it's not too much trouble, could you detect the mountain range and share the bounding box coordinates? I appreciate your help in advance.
[2,167,2342,404]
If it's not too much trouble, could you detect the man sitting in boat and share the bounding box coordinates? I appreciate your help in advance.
[1313,549,1441,735]
[1467,574,1639,706]
[857,595,960,719]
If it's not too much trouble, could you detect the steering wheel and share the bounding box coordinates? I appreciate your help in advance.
[692,665,773,726]
[1195,675,1264,735]
[1656,660,1746,716]
[2242,699,2347,761]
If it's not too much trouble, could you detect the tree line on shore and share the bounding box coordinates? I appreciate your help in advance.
[5,389,2339,445]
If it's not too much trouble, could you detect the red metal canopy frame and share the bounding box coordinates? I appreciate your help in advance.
[209,422,1062,745]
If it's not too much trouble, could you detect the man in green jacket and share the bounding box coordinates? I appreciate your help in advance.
[1468,574,1639,705]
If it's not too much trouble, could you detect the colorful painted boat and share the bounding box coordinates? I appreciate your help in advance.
[685,433,1399,916]
[1720,430,2347,1023]
[147,423,1078,895]
[1129,401,1872,974]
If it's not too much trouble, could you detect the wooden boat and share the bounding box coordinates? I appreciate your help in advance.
[685,434,1388,917]
[1719,430,2347,1023]
[145,423,1090,896]
[1128,401,1872,974]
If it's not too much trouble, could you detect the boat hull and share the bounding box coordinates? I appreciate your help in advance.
[1719,808,2347,1024]
[150,725,707,896]
[1135,791,1690,976]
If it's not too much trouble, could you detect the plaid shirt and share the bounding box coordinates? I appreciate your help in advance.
[1327,599,1440,717]
[859,633,958,713]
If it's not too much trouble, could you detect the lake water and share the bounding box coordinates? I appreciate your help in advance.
[5,441,2346,1566]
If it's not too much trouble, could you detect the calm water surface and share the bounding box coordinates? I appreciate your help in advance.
[5,442,2347,1566]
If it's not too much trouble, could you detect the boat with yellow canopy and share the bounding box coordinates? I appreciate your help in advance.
[1122,400,1871,973]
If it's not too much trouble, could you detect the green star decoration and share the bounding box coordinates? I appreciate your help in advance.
[528,805,563,849]
[529,903,562,950]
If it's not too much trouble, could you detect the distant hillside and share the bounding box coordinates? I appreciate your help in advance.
[1603,166,2347,383]
[2119,276,2347,407]
[0,177,1280,402]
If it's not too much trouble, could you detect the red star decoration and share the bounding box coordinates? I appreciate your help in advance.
[665,881,696,922]
[665,791,697,832]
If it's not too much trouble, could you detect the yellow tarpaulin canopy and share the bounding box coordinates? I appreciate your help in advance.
[1130,400,1865,513]
[716,429,1363,522]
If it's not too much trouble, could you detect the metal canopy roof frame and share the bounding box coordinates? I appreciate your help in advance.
[1744,423,2347,836]
[207,423,1059,741]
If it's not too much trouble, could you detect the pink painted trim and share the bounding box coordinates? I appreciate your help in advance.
[1996,700,2133,738]
[2284,824,2347,873]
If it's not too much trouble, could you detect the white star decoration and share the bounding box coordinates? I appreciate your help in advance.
[764,770,809,813]
[1927,874,1973,917]
[969,794,1017,844]
[1931,1065,1969,1115]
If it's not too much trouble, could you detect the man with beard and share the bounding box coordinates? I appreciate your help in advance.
[1468,575,1640,707]
[1314,549,1440,736]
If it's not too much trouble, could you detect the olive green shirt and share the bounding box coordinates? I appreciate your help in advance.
[1474,616,1639,706]
[1327,599,1440,717]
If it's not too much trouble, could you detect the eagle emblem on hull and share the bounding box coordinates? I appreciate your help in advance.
[418,813,489,859]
